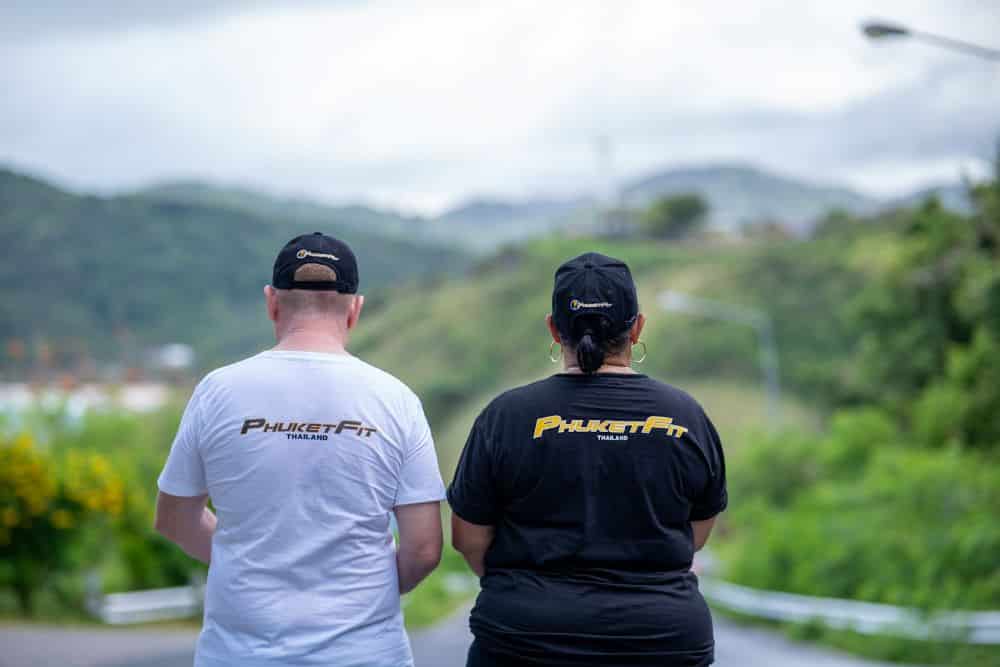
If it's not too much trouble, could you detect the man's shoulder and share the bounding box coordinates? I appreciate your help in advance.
[348,357,419,402]
[197,354,266,389]
[195,353,422,416]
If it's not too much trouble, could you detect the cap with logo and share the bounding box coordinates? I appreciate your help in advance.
[272,232,359,293]
[552,252,638,336]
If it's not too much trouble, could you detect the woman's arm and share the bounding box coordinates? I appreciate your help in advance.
[692,516,717,552]
[451,513,496,577]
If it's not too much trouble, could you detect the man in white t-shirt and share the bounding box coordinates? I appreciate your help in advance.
[155,232,446,667]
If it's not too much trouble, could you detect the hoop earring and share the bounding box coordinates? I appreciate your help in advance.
[549,341,562,364]
[632,340,647,364]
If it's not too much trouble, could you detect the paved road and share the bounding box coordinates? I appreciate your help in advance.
[1,608,905,667]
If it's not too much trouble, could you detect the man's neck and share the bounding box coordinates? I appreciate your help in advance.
[273,325,349,355]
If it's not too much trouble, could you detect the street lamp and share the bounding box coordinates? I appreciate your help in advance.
[861,20,1000,61]
[658,290,782,426]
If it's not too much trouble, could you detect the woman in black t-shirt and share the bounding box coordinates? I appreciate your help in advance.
[448,252,727,667]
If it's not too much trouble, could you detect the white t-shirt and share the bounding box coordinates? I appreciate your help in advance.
[157,350,446,667]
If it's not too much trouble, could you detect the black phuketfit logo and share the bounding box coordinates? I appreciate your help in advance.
[240,418,377,441]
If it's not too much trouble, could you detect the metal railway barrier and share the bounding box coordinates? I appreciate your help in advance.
[700,577,1000,644]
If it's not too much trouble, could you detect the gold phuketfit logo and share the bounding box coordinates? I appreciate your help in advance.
[296,249,340,261]
[533,415,688,441]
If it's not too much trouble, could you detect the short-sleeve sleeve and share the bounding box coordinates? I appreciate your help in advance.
[447,414,500,525]
[689,412,728,521]
[394,393,447,507]
[157,381,209,497]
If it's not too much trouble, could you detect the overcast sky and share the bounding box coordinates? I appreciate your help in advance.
[2,1,998,214]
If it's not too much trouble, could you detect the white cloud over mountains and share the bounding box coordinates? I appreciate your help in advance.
[2,1,997,213]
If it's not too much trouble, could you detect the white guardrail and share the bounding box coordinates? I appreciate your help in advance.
[700,577,1000,645]
[93,585,203,625]
[85,573,204,625]
[86,573,1000,644]
[85,572,477,625]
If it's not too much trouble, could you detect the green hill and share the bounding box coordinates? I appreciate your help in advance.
[133,180,425,241]
[0,167,468,372]
[351,234,873,474]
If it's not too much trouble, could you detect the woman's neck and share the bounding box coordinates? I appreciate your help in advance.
[562,356,637,375]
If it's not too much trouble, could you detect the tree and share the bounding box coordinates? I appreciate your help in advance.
[641,193,709,240]
[844,157,1000,451]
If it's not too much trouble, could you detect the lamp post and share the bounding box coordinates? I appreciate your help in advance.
[658,290,782,426]
[861,20,1000,61]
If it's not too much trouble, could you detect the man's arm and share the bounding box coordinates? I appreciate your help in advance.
[692,516,717,552]
[394,501,443,594]
[451,513,495,577]
[154,491,216,564]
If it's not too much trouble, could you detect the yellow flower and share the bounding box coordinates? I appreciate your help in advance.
[1,507,18,527]
[50,509,74,529]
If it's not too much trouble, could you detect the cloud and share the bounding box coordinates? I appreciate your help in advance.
[1,0,997,212]
[0,2,343,41]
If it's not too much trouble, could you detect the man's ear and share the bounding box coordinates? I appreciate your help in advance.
[264,285,279,323]
[545,314,562,344]
[630,313,646,344]
[346,294,365,330]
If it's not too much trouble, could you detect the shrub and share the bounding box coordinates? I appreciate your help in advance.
[725,428,1000,612]
[0,434,123,614]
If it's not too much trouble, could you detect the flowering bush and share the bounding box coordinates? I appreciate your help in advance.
[0,434,122,615]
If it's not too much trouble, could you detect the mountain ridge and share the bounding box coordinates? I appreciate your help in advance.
[5,161,972,251]
[0,167,467,372]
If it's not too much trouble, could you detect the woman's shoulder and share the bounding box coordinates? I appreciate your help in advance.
[468,377,562,436]
[484,375,564,412]
[638,376,710,416]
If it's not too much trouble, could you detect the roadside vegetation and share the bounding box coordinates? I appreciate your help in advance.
[1,165,997,664]
[721,166,1000,666]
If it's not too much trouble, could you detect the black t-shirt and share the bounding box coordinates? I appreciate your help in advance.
[447,373,727,667]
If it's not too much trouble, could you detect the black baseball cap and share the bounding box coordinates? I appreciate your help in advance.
[552,252,638,336]
[272,232,359,293]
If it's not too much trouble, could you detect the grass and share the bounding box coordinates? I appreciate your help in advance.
[402,547,476,630]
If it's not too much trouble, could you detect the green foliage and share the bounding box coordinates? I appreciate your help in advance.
[46,407,202,591]
[841,184,1000,446]
[0,433,123,614]
[720,164,1000,663]
[640,193,709,239]
[0,168,467,372]
[724,423,1000,612]
[402,546,475,629]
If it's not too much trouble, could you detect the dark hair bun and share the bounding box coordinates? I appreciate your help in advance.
[569,316,628,374]
[575,329,605,374]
